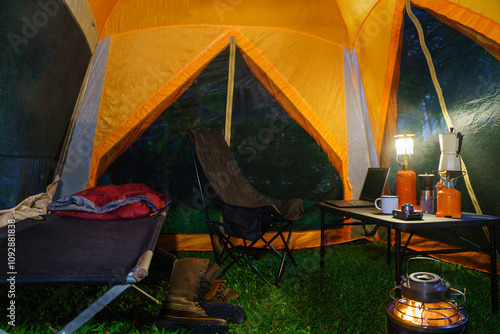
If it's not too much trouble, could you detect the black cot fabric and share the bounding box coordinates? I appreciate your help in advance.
[0,213,164,285]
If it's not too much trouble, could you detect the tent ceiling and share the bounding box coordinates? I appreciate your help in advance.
[90,0,354,46]
[83,1,500,51]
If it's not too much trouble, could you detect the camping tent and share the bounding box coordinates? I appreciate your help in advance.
[1,1,500,269]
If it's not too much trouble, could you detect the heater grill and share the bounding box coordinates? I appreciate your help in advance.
[386,257,468,334]
[387,286,467,333]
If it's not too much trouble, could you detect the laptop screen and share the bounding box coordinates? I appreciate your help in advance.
[358,167,390,202]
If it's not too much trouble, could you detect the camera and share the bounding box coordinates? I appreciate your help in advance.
[392,203,423,220]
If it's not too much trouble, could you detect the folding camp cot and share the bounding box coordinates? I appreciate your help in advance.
[0,208,169,334]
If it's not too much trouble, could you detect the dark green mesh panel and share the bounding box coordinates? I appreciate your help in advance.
[0,1,91,209]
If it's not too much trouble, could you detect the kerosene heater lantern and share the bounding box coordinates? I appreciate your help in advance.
[386,257,468,334]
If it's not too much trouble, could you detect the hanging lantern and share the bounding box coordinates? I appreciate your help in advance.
[386,257,468,334]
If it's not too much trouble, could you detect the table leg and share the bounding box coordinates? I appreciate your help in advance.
[320,210,325,268]
[387,227,391,265]
[395,230,402,297]
[489,226,498,314]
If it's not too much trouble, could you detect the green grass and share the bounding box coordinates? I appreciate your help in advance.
[1,242,499,333]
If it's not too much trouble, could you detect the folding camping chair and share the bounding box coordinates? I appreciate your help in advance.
[188,129,304,286]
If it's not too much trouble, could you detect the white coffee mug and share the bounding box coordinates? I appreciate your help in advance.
[375,195,399,214]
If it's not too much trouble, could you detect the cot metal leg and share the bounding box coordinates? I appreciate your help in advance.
[58,284,132,334]
[489,226,498,314]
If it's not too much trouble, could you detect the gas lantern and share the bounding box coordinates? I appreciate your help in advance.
[395,133,417,208]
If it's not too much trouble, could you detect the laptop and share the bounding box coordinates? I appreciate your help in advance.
[326,167,390,208]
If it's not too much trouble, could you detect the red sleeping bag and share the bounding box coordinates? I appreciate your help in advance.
[48,183,171,220]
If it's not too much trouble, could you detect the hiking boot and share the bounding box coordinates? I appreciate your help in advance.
[194,264,246,325]
[156,258,229,334]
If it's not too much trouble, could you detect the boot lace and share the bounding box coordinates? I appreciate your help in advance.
[194,276,211,305]
[206,290,228,303]
[194,277,229,305]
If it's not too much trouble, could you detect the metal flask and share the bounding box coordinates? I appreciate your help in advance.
[418,173,434,213]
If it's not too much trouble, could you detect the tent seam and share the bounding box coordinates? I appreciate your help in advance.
[88,37,115,186]
[102,24,345,48]
[98,0,125,39]
[412,0,500,35]
[352,0,383,47]
[376,0,406,155]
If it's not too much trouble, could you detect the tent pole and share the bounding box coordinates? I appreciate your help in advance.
[219,36,237,239]
[225,36,236,146]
